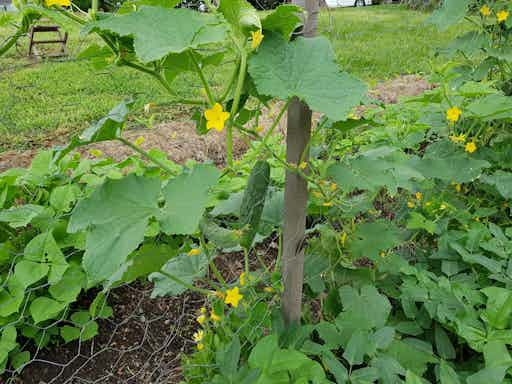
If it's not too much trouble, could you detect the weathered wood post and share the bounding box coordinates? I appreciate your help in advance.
[281,0,319,326]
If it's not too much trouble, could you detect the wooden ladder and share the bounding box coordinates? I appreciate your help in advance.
[28,23,68,58]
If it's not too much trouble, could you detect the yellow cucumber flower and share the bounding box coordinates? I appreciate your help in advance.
[45,0,70,6]
[224,287,243,308]
[415,192,423,201]
[134,136,145,146]
[188,248,201,256]
[196,314,207,325]
[193,330,204,343]
[449,134,466,143]
[210,310,221,322]
[251,29,264,50]
[480,5,491,17]
[197,343,205,351]
[497,10,509,23]
[446,106,462,123]
[205,103,230,132]
[465,141,477,153]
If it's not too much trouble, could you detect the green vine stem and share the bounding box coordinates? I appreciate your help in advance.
[226,51,248,167]
[189,51,216,105]
[117,137,178,175]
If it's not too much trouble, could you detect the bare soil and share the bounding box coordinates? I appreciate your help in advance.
[0,75,433,172]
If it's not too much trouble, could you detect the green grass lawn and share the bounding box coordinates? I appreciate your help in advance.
[0,5,463,151]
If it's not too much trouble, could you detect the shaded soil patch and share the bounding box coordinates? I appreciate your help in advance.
[9,284,206,384]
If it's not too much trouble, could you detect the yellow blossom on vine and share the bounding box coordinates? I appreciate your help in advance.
[465,141,477,153]
[480,5,491,16]
[299,162,308,170]
[497,10,509,23]
[379,251,386,258]
[340,231,347,246]
[197,343,204,351]
[200,307,206,314]
[440,203,447,210]
[205,103,230,132]
[144,103,156,114]
[330,183,337,191]
[89,149,104,158]
[425,201,432,207]
[196,314,207,325]
[225,287,243,308]
[407,201,415,208]
[193,330,204,343]
[45,0,70,6]
[415,192,423,201]
[134,136,145,146]
[449,134,466,143]
[313,191,322,198]
[264,287,274,293]
[210,310,221,322]
[322,202,334,207]
[446,106,462,123]
[240,272,246,287]
[188,248,201,256]
[255,126,264,133]
[251,29,264,49]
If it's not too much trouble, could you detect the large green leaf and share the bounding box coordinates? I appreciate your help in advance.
[107,243,178,287]
[218,0,260,37]
[466,94,512,121]
[0,326,17,374]
[48,264,86,304]
[56,100,133,161]
[481,171,512,199]
[149,250,208,297]
[13,260,49,289]
[30,297,68,324]
[86,7,227,63]
[349,220,403,261]
[69,174,161,284]
[386,339,437,376]
[466,366,508,384]
[428,0,471,31]
[159,164,220,235]
[0,204,44,228]
[327,150,424,195]
[248,33,367,121]
[439,361,461,384]
[336,285,392,337]
[481,287,512,330]
[23,232,68,284]
[0,278,25,317]
[411,141,490,183]
[261,4,302,40]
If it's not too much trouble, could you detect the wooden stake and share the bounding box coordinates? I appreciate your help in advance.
[281,0,319,326]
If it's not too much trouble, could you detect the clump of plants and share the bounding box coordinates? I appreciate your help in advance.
[1,0,512,383]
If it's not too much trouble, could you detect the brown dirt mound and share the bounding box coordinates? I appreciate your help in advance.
[369,74,434,104]
[0,75,433,173]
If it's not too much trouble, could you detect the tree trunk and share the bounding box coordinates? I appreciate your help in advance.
[281,0,319,326]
